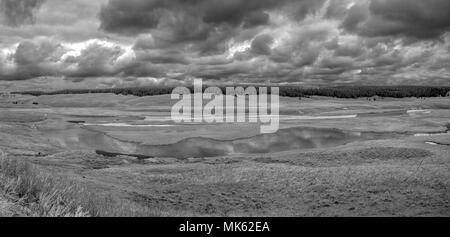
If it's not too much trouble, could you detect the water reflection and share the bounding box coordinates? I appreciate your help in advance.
[41,126,395,159]
[136,127,390,158]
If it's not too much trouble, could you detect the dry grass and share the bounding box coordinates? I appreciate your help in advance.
[0,151,158,217]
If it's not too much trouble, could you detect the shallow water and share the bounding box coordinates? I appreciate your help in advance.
[40,125,396,159]
[39,127,138,154]
[414,132,449,137]
[84,123,175,127]
[135,127,392,158]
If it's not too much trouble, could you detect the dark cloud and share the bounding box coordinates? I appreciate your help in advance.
[135,49,189,65]
[202,0,279,26]
[250,34,273,55]
[319,56,355,70]
[325,0,351,19]
[99,0,205,35]
[119,61,166,78]
[341,0,450,39]
[98,0,161,35]
[341,2,369,33]
[2,0,450,86]
[291,0,327,21]
[99,0,295,36]
[242,11,270,28]
[0,0,45,26]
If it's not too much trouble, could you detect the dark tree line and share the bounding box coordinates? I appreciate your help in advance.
[13,85,450,99]
[278,86,450,99]
[13,86,174,97]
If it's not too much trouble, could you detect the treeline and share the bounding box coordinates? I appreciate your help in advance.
[14,85,450,99]
[278,86,450,99]
[14,87,174,97]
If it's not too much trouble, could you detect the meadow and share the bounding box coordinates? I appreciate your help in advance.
[0,92,449,216]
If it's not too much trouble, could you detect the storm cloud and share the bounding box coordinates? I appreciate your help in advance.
[99,0,287,35]
[341,0,450,39]
[0,0,45,26]
[0,0,450,87]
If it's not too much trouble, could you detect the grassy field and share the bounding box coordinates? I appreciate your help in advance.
[0,150,160,217]
[0,94,449,216]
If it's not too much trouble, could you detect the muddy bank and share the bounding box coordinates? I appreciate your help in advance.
[95,150,153,160]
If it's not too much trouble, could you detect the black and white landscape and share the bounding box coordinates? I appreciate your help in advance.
[0,0,449,217]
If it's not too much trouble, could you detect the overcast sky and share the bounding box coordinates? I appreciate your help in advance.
[0,0,449,89]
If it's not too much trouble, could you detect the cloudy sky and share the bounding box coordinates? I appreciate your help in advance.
[0,0,450,90]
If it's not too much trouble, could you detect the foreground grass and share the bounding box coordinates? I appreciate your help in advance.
[0,151,157,217]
